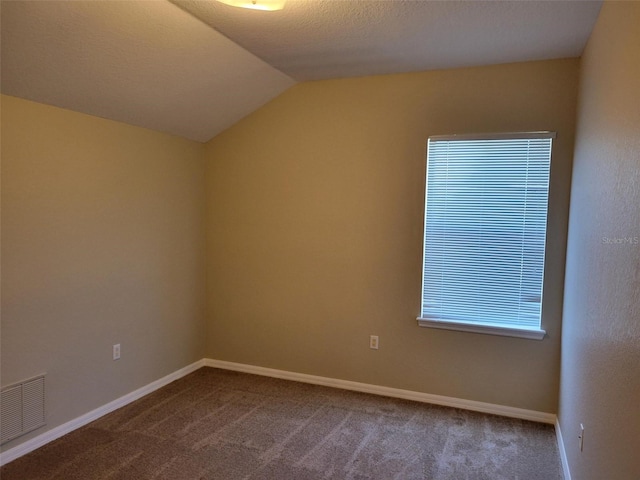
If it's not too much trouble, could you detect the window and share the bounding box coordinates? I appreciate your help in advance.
[418,132,555,340]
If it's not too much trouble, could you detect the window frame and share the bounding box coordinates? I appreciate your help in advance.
[416,131,556,340]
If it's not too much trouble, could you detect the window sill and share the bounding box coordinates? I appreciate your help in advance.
[416,318,546,340]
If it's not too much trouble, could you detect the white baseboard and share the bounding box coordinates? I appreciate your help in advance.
[0,359,205,467]
[204,359,557,425]
[555,418,572,480]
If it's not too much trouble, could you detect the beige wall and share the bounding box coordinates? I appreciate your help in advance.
[0,54,591,455]
[205,59,579,413]
[0,95,207,450]
[559,2,640,479]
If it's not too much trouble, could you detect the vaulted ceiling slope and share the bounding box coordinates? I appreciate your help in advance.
[1,0,602,143]
[0,0,295,142]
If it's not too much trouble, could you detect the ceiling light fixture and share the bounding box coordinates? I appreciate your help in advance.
[216,0,285,11]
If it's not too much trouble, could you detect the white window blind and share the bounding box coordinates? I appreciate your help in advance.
[418,132,554,340]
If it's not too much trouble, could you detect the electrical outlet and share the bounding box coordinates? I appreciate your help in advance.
[369,335,379,350]
[578,424,584,452]
[113,344,121,360]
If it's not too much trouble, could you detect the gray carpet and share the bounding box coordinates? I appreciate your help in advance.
[0,367,563,479]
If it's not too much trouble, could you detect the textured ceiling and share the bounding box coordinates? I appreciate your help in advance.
[0,0,294,142]
[1,0,602,142]
[173,0,603,81]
